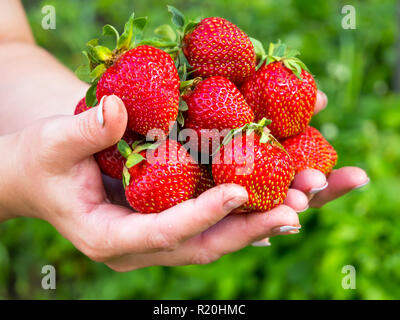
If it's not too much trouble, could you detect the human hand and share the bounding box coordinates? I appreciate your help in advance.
[251,91,369,247]
[288,90,369,209]
[0,95,304,271]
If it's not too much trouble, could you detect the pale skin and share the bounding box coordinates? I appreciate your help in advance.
[0,1,369,271]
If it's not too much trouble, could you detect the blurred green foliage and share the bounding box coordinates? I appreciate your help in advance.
[0,0,399,299]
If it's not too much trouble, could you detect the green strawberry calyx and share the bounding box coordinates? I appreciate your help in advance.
[213,118,289,157]
[139,6,200,81]
[174,77,202,127]
[118,139,159,188]
[75,12,148,107]
[251,39,310,80]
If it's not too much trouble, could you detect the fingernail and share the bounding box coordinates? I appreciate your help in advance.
[298,205,309,213]
[97,95,107,126]
[353,178,370,190]
[223,186,249,211]
[272,225,301,235]
[252,240,271,247]
[309,182,328,194]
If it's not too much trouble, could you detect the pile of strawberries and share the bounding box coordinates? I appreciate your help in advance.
[75,7,338,213]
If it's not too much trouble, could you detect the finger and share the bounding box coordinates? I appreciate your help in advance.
[105,205,300,270]
[283,189,309,212]
[310,167,369,208]
[84,184,248,259]
[47,95,127,163]
[291,169,328,195]
[314,90,328,115]
[251,237,271,247]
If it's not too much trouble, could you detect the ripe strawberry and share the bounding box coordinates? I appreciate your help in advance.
[212,118,295,212]
[194,165,215,197]
[182,17,256,85]
[119,139,201,213]
[94,133,139,179]
[241,41,317,139]
[96,45,180,136]
[182,76,254,154]
[74,97,91,115]
[74,97,141,179]
[281,126,338,176]
[77,13,180,137]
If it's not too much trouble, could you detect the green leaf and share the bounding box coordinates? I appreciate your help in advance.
[259,131,270,144]
[133,142,159,153]
[154,24,177,42]
[87,38,99,48]
[89,63,106,81]
[167,5,185,28]
[85,81,98,107]
[132,17,148,44]
[178,50,191,68]
[179,100,188,111]
[183,20,199,35]
[75,64,91,82]
[117,12,135,51]
[177,112,185,127]
[250,37,266,60]
[91,45,113,62]
[138,38,177,48]
[294,58,311,73]
[285,59,302,80]
[102,24,120,45]
[126,153,145,168]
[258,117,272,127]
[130,139,144,150]
[118,140,132,159]
[286,49,300,59]
[178,63,187,81]
[273,42,287,57]
[122,166,130,188]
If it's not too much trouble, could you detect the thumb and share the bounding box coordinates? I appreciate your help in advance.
[50,95,128,163]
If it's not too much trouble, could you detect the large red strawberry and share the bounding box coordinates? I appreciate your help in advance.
[241,41,317,139]
[119,139,201,213]
[77,13,180,137]
[156,7,255,85]
[212,118,295,212]
[281,126,338,176]
[182,17,256,85]
[182,76,254,154]
[194,165,215,197]
[74,97,141,179]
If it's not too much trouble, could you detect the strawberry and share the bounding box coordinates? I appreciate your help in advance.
[194,165,215,197]
[182,76,254,154]
[241,41,317,139]
[77,13,180,137]
[281,126,338,176]
[74,97,91,115]
[74,97,141,179]
[152,7,256,85]
[182,17,256,85]
[212,118,295,212]
[119,139,201,213]
[94,133,139,180]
